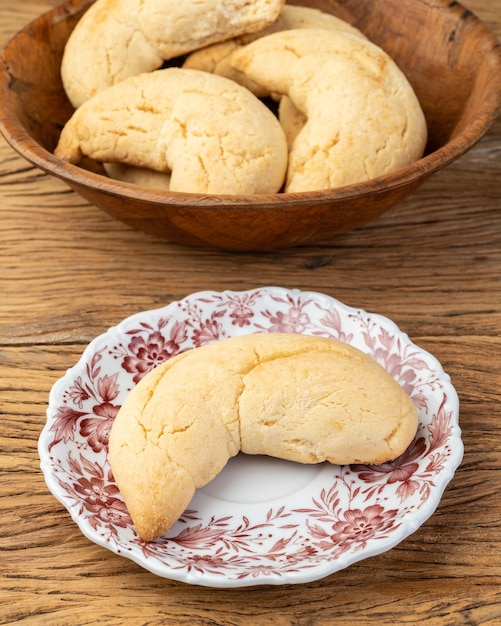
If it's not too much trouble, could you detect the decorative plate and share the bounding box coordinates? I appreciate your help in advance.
[39,288,462,587]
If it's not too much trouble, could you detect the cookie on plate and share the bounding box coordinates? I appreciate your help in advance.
[108,332,418,541]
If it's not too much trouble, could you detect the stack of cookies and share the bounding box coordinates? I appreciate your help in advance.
[55,1,427,195]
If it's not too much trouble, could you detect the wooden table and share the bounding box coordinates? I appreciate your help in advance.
[1,0,500,623]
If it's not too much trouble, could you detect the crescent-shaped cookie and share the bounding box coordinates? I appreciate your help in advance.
[228,28,428,192]
[61,0,285,107]
[54,68,288,195]
[108,333,418,541]
[183,5,368,99]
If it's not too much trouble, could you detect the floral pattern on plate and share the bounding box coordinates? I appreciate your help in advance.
[39,287,462,587]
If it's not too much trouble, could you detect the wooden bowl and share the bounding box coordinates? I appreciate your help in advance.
[1,0,500,250]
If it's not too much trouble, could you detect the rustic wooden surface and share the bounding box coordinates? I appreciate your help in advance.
[1,0,500,623]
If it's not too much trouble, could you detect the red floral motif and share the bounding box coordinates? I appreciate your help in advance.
[41,288,461,585]
[352,437,427,500]
[73,475,121,511]
[178,299,227,347]
[79,401,120,453]
[95,372,120,401]
[50,368,121,451]
[317,306,353,343]
[95,502,131,529]
[356,321,432,408]
[222,292,259,327]
[57,453,132,537]
[66,375,91,409]
[123,328,183,383]
[179,552,229,575]
[267,308,310,333]
[169,523,233,549]
[327,504,399,553]
[428,394,453,450]
[285,544,318,563]
[261,294,313,333]
[241,565,281,579]
[191,317,223,347]
[75,372,121,452]
[294,476,402,558]
[48,406,86,451]
[165,508,294,553]
[352,393,453,507]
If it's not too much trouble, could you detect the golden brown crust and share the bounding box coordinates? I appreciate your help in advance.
[108,333,418,541]
[61,0,285,107]
[55,68,288,195]
[229,28,428,192]
[183,5,368,100]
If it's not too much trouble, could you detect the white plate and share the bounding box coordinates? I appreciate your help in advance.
[39,287,462,587]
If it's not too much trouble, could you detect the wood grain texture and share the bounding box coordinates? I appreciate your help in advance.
[1,0,500,624]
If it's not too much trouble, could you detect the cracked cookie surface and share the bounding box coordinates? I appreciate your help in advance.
[108,333,418,541]
[183,4,368,98]
[228,28,427,192]
[61,0,285,107]
[55,68,288,195]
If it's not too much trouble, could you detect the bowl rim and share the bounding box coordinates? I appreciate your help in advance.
[0,0,500,209]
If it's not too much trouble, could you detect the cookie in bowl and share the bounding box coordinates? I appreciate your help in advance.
[1,0,500,249]
[55,68,288,195]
